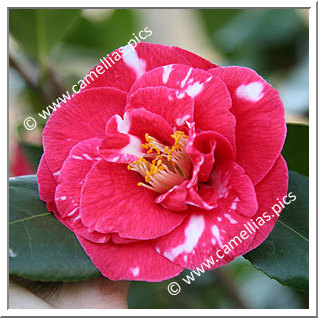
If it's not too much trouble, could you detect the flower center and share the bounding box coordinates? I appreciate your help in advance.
[127,131,192,193]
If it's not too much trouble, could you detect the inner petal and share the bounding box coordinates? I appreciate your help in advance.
[127,131,192,193]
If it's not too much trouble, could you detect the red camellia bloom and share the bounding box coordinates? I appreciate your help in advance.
[37,43,288,281]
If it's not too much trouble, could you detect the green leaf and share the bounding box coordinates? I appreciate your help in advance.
[282,123,309,176]
[9,175,100,282]
[244,171,309,291]
[9,9,81,66]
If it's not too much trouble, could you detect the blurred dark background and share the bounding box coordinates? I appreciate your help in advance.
[9,8,309,309]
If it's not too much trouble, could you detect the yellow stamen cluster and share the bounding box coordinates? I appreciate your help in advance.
[126,131,190,192]
[167,131,188,162]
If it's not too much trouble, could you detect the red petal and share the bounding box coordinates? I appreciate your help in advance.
[152,211,255,270]
[129,64,236,147]
[173,46,218,69]
[127,86,194,129]
[42,87,126,175]
[37,154,57,207]
[152,163,258,269]
[80,159,189,239]
[246,155,288,252]
[99,109,174,163]
[208,66,286,184]
[77,235,183,281]
[55,138,109,243]
[82,42,193,92]
[37,154,74,231]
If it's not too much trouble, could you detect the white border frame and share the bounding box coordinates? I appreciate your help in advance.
[3,1,316,316]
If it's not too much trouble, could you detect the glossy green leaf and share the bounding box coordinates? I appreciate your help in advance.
[244,171,309,291]
[9,175,100,282]
[9,9,81,65]
[282,123,309,176]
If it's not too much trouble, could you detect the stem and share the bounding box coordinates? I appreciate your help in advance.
[9,55,49,106]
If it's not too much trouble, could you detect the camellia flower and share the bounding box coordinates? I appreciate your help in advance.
[37,42,288,281]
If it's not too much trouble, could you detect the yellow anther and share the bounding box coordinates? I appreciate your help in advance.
[145,133,153,143]
[129,132,190,189]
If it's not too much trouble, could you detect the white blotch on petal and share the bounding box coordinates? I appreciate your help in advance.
[163,215,205,261]
[162,65,174,84]
[184,82,203,97]
[175,115,190,127]
[120,135,143,157]
[181,68,193,88]
[224,213,238,224]
[211,225,223,247]
[236,82,264,102]
[122,45,146,78]
[72,155,83,160]
[184,255,188,262]
[231,201,238,210]
[217,217,222,222]
[68,207,78,217]
[230,197,240,211]
[60,196,66,201]
[53,170,61,176]
[211,238,216,245]
[116,113,131,134]
[130,267,140,277]
[82,154,93,160]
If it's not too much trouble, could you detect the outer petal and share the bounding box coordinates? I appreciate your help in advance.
[129,64,236,147]
[37,154,57,210]
[42,87,126,175]
[80,160,189,239]
[77,236,183,282]
[210,163,258,218]
[208,66,286,184]
[152,163,258,269]
[173,46,217,70]
[37,154,74,231]
[81,42,194,92]
[126,86,194,129]
[245,155,288,252]
[55,138,109,243]
[152,211,255,271]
